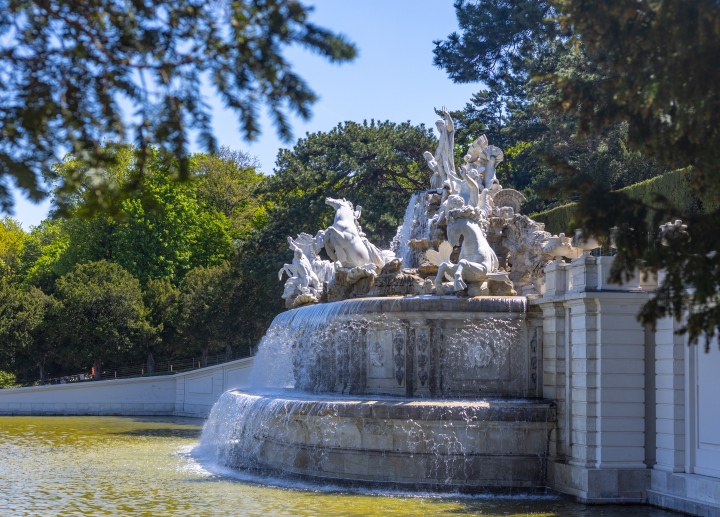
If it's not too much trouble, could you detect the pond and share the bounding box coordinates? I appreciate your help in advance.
[0,416,682,517]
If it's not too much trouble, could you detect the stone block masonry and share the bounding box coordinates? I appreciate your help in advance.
[535,255,720,517]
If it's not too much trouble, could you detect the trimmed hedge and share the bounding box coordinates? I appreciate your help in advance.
[529,169,718,235]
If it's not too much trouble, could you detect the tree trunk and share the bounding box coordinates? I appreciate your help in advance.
[225,341,232,361]
[93,358,102,380]
[147,352,155,373]
[201,348,208,368]
[39,359,45,386]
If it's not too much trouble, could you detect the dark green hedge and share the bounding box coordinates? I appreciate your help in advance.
[529,169,718,235]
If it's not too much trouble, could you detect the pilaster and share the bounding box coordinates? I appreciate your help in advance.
[654,315,685,473]
[538,300,568,460]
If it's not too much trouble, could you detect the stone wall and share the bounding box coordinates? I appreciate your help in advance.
[0,356,255,418]
[535,255,720,517]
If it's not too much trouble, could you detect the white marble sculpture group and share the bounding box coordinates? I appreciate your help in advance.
[279,105,582,307]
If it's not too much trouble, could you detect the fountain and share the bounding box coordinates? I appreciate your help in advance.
[201,106,577,490]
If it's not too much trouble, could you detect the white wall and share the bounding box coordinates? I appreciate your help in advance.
[0,357,254,418]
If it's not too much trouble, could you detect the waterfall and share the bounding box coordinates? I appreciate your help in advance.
[391,192,432,268]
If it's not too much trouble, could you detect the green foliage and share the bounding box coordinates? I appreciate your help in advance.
[534,0,720,345]
[20,145,240,289]
[550,0,720,188]
[0,0,356,214]
[532,169,717,235]
[54,261,146,376]
[433,0,556,92]
[114,162,235,286]
[142,278,182,371]
[0,280,59,384]
[192,147,266,237]
[530,203,576,237]
[178,266,226,366]
[438,10,665,214]
[0,370,19,389]
[0,217,26,280]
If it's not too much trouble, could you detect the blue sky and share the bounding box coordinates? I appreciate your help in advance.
[10,0,481,229]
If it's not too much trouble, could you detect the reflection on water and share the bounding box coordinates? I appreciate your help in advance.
[0,416,681,517]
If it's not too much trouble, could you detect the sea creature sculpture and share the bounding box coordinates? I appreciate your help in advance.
[426,240,454,281]
[433,191,501,294]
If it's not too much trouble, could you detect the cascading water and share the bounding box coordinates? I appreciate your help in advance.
[391,192,432,268]
[199,296,555,489]
[199,134,556,489]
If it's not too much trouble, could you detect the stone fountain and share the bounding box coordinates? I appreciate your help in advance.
[201,106,580,489]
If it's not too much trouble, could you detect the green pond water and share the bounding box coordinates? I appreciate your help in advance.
[0,416,681,517]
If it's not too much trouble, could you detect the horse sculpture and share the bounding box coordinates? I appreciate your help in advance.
[434,191,500,294]
[317,197,394,269]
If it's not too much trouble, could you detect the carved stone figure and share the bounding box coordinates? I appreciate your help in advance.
[318,198,372,268]
[501,215,562,294]
[458,165,481,207]
[433,192,501,294]
[423,151,443,191]
[318,197,394,269]
[463,134,504,190]
[464,134,488,164]
[293,232,336,283]
[477,145,504,190]
[490,189,526,216]
[278,236,321,308]
[434,107,456,187]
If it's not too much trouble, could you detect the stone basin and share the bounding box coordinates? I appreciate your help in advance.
[265,296,543,399]
[204,389,556,488]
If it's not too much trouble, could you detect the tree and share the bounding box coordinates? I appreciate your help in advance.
[437,0,720,346]
[179,266,224,368]
[142,278,182,373]
[27,145,238,288]
[54,261,145,379]
[192,147,266,236]
[0,281,59,385]
[542,0,720,346]
[0,0,356,214]
[435,1,665,214]
[257,120,436,248]
[114,160,235,285]
[0,217,26,280]
[433,0,556,94]
[212,262,264,360]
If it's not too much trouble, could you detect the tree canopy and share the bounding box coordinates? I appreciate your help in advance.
[0,0,356,213]
[436,0,720,346]
[435,1,665,214]
[54,260,146,379]
[257,120,435,249]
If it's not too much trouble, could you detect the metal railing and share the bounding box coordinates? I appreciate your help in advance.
[43,350,254,386]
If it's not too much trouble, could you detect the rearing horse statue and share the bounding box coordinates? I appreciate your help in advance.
[434,191,499,293]
[316,197,394,269]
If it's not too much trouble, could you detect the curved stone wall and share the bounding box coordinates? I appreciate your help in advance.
[203,390,556,488]
[264,296,542,399]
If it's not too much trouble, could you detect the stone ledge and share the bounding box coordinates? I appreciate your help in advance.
[548,460,650,503]
[649,470,720,517]
[649,490,720,517]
